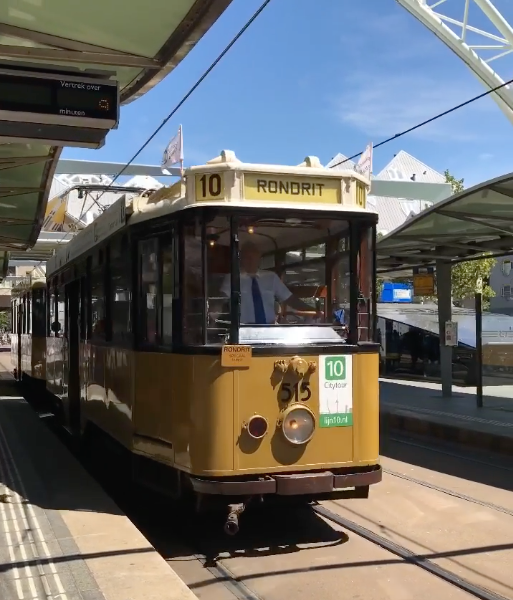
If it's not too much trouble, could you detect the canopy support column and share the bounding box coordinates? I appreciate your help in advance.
[436,259,453,397]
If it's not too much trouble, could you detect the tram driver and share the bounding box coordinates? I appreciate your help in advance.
[221,241,322,325]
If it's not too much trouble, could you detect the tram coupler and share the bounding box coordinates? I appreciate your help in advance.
[224,502,246,536]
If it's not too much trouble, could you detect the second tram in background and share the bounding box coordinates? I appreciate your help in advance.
[11,274,46,389]
[12,150,381,534]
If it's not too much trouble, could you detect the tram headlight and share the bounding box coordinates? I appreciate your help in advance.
[281,405,315,445]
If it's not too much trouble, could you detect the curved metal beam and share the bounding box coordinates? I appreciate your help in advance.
[396,0,513,125]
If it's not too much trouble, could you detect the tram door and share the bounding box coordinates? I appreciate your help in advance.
[66,280,80,434]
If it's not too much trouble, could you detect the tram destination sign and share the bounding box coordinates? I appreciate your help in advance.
[0,70,118,123]
[244,173,340,204]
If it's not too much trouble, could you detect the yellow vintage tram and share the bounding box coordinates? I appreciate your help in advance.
[40,150,381,533]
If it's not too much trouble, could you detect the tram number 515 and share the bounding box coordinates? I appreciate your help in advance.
[281,382,311,402]
[196,173,224,200]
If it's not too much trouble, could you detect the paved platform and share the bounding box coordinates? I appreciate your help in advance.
[380,378,513,455]
[0,353,198,600]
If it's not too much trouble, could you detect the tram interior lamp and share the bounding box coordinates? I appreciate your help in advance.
[206,233,219,246]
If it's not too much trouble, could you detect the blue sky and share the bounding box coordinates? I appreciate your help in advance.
[63,0,513,188]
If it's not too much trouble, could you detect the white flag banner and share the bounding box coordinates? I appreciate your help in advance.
[161,125,183,170]
[356,143,373,180]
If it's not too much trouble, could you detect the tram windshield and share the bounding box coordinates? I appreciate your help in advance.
[182,209,375,346]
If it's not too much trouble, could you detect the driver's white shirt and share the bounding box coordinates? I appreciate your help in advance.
[221,270,292,324]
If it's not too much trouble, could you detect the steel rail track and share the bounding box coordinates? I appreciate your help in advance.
[23,385,513,600]
[192,552,264,600]
[22,387,266,600]
[382,467,513,517]
[313,504,509,600]
[387,435,513,473]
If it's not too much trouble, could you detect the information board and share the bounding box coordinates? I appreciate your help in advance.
[319,355,353,427]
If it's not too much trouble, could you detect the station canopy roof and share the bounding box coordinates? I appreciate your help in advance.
[0,0,232,273]
[377,171,513,275]
[9,231,74,263]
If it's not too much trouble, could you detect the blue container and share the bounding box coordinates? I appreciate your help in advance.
[380,282,413,303]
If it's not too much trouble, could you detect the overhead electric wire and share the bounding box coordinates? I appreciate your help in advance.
[34,0,272,268]
[94,0,273,203]
[329,76,513,170]
[30,3,512,268]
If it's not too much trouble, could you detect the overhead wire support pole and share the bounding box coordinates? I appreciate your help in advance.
[475,287,483,408]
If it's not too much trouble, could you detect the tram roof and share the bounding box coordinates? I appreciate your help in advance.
[46,150,376,277]
[377,171,513,275]
[0,0,233,278]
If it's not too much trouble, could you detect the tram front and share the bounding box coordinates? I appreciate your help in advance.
[179,152,382,518]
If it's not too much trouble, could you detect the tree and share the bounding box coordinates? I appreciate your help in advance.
[451,258,496,308]
[443,169,464,194]
[444,170,496,309]
[0,311,10,330]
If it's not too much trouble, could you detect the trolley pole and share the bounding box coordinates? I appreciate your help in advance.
[475,278,483,408]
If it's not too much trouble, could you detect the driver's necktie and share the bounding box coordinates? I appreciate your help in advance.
[251,277,267,324]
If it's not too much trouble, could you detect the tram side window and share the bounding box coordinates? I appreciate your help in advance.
[182,225,203,345]
[139,239,159,345]
[16,301,20,334]
[110,238,132,345]
[48,287,56,336]
[161,240,174,345]
[80,277,87,340]
[332,235,351,331]
[205,216,231,344]
[56,287,65,337]
[27,295,32,334]
[91,267,106,341]
[356,225,375,342]
[32,288,46,336]
[23,296,28,334]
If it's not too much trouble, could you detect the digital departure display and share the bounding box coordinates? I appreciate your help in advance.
[0,72,118,121]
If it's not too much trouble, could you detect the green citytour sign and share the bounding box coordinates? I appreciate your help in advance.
[325,356,346,380]
[319,355,353,428]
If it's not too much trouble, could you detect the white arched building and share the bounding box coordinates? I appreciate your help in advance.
[327,149,447,236]
[46,173,164,231]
